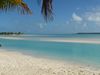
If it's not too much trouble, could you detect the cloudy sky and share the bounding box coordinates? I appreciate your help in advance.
[0,0,100,34]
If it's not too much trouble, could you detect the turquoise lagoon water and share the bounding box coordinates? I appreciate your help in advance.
[1,34,100,67]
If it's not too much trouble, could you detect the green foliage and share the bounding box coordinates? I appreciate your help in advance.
[0,0,32,14]
[0,0,53,21]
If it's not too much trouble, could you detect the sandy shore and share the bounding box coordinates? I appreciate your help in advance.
[0,49,99,75]
[41,38,100,44]
[0,36,26,40]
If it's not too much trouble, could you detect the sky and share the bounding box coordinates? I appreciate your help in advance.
[1,0,100,34]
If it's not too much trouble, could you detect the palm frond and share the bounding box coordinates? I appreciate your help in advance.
[19,2,32,14]
[41,0,53,21]
[0,0,14,11]
[0,0,53,21]
[0,0,32,14]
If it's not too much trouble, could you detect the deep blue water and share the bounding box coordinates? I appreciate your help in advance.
[1,34,100,67]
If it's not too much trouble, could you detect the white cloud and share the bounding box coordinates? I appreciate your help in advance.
[83,7,100,24]
[72,13,83,22]
[85,12,100,22]
[67,7,100,28]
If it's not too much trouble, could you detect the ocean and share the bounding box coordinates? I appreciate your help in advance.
[1,34,100,67]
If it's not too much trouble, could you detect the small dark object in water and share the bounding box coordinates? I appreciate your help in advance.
[0,44,2,47]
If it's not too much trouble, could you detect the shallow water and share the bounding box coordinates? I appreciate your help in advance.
[1,34,100,68]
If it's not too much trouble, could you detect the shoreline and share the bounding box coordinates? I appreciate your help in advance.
[41,38,100,44]
[0,49,99,75]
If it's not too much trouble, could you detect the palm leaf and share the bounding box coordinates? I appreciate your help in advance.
[0,0,32,14]
[0,0,53,21]
[41,0,53,21]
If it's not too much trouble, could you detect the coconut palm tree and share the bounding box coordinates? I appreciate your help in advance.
[0,0,53,21]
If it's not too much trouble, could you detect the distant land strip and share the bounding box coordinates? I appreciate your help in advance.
[0,32,23,35]
[77,33,100,34]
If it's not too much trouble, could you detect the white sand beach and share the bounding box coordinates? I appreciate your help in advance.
[0,36,26,40]
[41,38,100,44]
[0,49,99,75]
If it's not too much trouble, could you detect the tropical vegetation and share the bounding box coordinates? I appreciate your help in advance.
[0,32,23,35]
[0,0,53,21]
